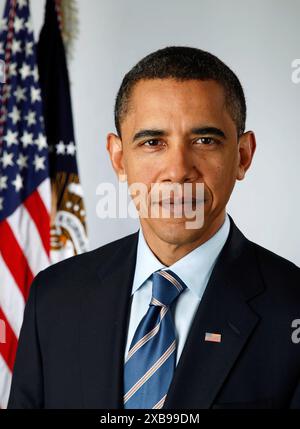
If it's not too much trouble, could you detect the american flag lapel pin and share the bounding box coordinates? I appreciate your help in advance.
[205,332,222,343]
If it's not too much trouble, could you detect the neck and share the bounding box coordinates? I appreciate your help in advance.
[140,211,226,266]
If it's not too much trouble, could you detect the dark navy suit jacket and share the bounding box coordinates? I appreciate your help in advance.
[7,216,300,409]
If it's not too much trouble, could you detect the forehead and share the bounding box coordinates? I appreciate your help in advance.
[123,78,228,131]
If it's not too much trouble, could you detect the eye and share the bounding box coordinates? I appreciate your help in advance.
[143,139,162,147]
[195,137,217,145]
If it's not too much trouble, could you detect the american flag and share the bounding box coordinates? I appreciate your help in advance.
[37,0,88,262]
[205,332,222,343]
[0,0,51,408]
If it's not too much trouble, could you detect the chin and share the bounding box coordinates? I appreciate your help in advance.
[147,218,205,246]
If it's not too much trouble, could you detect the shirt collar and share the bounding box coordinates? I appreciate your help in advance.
[132,212,231,298]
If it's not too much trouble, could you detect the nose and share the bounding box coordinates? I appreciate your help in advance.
[161,144,198,183]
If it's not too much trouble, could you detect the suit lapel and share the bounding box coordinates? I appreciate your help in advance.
[79,232,139,408]
[164,217,265,409]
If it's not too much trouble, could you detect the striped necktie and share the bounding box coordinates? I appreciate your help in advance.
[123,269,187,409]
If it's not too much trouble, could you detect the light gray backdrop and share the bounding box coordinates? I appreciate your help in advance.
[1,0,300,266]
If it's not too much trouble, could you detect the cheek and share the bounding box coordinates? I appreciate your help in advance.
[202,151,238,192]
[124,157,154,186]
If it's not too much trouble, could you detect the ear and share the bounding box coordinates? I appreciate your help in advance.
[106,133,127,182]
[236,131,256,181]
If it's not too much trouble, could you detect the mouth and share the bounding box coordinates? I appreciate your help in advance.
[157,198,206,216]
[158,198,205,206]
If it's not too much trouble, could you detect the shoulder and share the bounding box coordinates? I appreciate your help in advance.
[32,231,138,297]
[249,240,300,302]
[251,240,299,278]
[229,214,300,305]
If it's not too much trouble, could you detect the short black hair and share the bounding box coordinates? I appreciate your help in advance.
[114,46,246,138]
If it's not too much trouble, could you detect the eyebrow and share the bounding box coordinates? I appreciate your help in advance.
[132,126,226,142]
[132,129,165,142]
[191,127,226,139]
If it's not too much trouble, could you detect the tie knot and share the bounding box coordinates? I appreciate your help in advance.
[150,269,187,307]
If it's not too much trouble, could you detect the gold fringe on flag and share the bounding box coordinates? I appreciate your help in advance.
[50,172,88,262]
[55,0,79,60]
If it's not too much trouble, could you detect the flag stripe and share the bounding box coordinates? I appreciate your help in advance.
[24,190,50,256]
[37,178,51,215]
[0,353,12,410]
[0,220,34,301]
[0,307,18,372]
[0,253,25,338]
[7,202,50,276]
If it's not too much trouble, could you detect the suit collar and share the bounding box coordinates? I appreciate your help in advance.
[132,213,231,300]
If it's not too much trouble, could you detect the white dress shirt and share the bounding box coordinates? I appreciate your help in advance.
[124,213,230,365]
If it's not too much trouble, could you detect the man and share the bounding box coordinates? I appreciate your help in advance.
[8,46,300,409]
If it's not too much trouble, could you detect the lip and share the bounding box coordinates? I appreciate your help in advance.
[159,199,205,205]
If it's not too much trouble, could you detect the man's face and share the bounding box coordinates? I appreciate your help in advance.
[107,78,255,247]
